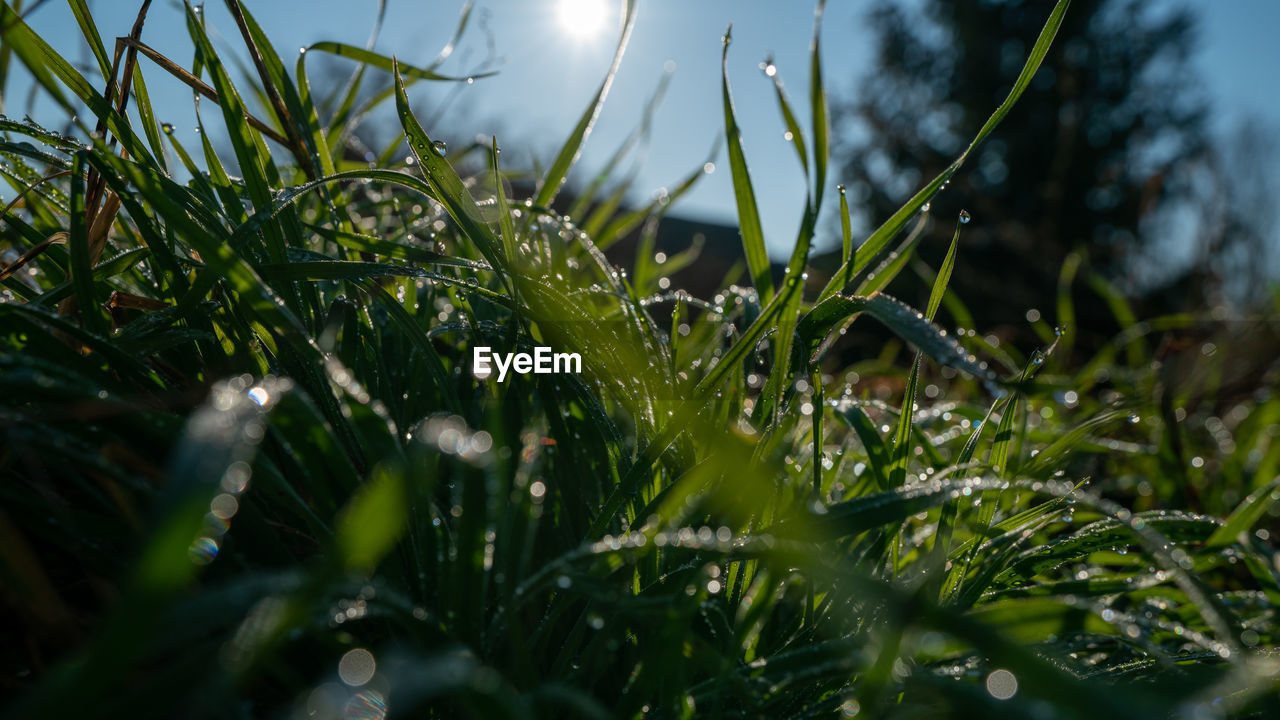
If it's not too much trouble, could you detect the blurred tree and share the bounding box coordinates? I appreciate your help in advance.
[1206,117,1278,304]
[833,0,1212,335]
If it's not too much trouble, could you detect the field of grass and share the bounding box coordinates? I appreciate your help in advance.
[2,0,1280,718]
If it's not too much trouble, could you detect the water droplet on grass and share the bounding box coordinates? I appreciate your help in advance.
[760,54,777,77]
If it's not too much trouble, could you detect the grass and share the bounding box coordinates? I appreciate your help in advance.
[2,0,1280,717]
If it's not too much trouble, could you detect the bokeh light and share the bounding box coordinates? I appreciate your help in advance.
[338,648,377,687]
[985,669,1018,700]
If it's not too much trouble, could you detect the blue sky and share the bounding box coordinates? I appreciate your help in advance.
[7,0,1279,257]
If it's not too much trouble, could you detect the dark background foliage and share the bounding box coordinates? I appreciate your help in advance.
[833,0,1222,335]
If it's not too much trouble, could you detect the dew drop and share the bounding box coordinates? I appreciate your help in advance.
[760,54,777,77]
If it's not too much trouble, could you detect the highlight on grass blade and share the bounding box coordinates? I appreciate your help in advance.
[721,24,773,304]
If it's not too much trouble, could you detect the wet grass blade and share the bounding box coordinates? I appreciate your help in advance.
[887,354,920,488]
[570,69,672,222]
[809,0,829,211]
[854,213,928,297]
[838,184,853,287]
[768,62,809,177]
[1207,477,1280,548]
[776,477,1011,539]
[533,0,637,210]
[835,404,892,490]
[67,152,107,337]
[721,25,773,303]
[0,2,151,161]
[66,0,112,81]
[799,292,997,384]
[305,41,488,83]
[926,219,961,321]
[815,0,1072,303]
[394,60,507,275]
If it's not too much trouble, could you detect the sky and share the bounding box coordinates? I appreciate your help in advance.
[5,0,1279,258]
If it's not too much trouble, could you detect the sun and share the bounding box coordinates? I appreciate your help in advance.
[557,0,609,40]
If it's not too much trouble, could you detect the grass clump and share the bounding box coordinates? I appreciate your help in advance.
[2,0,1279,718]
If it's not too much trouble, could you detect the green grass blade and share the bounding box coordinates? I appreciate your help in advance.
[595,159,711,250]
[854,213,928,297]
[838,185,853,286]
[394,61,507,274]
[775,477,1010,539]
[569,69,672,221]
[835,405,891,490]
[336,463,408,573]
[816,0,1072,303]
[721,25,773,303]
[1207,477,1280,548]
[754,203,814,423]
[799,293,996,383]
[888,354,921,487]
[0,2,151,162]
[130,65,169,173]
[183,5,286,258]
[66,0,112,81]
[67,153,106,337]
[306,41,488,83]
[926,218,961,321]
[768,62,809,177]
[810,0,829,212]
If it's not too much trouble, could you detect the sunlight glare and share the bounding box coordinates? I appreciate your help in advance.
[557,0,608,40]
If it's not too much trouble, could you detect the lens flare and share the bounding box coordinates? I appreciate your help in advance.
[557,0,608,40]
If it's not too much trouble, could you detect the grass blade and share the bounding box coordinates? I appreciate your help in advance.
[394,60,507,274]
[721,25,773,303]
[799,292,997,384]
[533,0,638,209]
[1207,477,1280,548]
[815,0,1073,303]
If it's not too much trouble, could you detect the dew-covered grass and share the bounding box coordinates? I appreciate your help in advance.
[2,0,1279,718]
